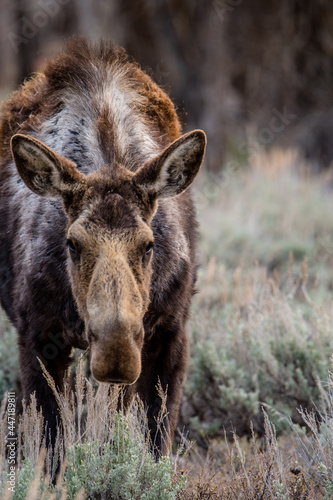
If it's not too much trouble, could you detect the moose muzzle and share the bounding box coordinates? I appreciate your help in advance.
[86,256,144,385]
[89,323,143,385]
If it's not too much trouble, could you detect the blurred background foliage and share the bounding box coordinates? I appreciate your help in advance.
[0,0,333,171]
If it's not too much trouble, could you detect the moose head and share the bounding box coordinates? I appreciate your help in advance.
[10,130,206,386]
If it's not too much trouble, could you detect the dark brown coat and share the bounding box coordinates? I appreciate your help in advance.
[0,38,206,456]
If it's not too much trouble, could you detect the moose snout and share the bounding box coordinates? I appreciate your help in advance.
[88,319,144,385]
[86,256,145,384]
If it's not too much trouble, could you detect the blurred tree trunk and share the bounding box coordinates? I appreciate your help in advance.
[15,0,39,84]
[0,0,17,89]
[73,0,98,39]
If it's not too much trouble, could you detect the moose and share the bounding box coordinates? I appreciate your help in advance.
[0,38,206,457]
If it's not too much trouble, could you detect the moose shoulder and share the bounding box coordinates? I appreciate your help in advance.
[0,39,206,457]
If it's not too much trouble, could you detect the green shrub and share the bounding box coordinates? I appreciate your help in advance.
[12,459,35,500]
[65,412,186,500]
[183,266,333,441]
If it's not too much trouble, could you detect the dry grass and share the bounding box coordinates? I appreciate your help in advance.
[1,356,186,498]
[178,367,333,499]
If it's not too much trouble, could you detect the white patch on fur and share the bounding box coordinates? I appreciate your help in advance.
[38,66,162,174]
[100,68,161,168]
[39,91,105,173]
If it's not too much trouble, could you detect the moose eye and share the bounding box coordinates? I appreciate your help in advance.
[66,239,80,262]
[66,239,77,253]
[142,241,154,266]
[145,242,154,254]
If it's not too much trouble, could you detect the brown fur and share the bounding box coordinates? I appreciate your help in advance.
[0,38,206,459]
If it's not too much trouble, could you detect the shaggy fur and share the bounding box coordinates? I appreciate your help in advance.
[0,38,206,457]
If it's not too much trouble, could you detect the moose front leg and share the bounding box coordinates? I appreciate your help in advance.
[136,325,189,458]
[18,328,73,450]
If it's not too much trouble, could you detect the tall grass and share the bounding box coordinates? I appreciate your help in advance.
[0,356,186,499]
[179,363,333,499]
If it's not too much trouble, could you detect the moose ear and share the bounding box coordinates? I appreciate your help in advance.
[10,134,85,198]
[134,130,206,198]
